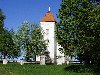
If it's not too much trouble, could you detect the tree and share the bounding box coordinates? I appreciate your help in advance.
[16,21,30,47]
[56,0,100,65]
[0,28,20,59]
[76,5,100,65]
[16,21,46,61]
[56,0,78,56]
[0,9,5,32]
[25,24,46,61]
[9,29,20,59]
[15,21,31,61]
[0,9,20,59]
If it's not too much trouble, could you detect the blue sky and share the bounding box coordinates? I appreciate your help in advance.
[0,0,61,30]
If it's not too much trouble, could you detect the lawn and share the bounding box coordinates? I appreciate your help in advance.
[0,63,98,75]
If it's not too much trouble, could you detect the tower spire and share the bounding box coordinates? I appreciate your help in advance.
[49,7,50,11]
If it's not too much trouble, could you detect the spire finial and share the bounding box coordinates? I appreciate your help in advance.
[49,7,50,11]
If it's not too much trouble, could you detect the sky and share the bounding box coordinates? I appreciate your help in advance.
[0,0,61,30]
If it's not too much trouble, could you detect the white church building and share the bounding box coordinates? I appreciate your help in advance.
[36,7,67,65]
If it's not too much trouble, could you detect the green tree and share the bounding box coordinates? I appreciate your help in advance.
[0,28,20,59]
[0,9,20,59]
[56,0,78,56]
[76,5,100,65]
[15,21,31,60]
[56,0,100,65]
[0,9,5,32]
[25,24,46,61]
[16,21,30,47]
[16,21,46,61]
[9,29,20,59]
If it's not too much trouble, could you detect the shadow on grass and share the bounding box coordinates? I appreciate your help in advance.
[64,64,100,74]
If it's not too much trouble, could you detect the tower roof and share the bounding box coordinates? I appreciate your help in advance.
[40,10,56,22]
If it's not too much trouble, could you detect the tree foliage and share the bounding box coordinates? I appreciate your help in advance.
[9,29,21,58]
[56,0,100,65]
[16,21,46,61]
[25,24,46,60]
[16,21,30,46]
[0,9,20,59]
[0,9,5,32]
[0,28,20,59]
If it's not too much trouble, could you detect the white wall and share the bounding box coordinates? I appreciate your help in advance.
[39,22,66,64]
[40,22,56,63]
[56,43,65,64]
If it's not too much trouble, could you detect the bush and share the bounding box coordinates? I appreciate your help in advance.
[65,64,100,74]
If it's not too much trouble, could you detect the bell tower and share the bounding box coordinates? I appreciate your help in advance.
[40,7,56,63]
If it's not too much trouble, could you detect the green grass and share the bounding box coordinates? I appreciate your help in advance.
[0,63,98,75]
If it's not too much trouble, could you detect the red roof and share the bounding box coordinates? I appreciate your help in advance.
[41,11,56,22]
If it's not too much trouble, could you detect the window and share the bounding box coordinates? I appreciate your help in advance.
[46,29,49,35]
[45,39,49,44]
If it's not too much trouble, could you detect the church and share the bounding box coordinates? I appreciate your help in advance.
[36,7,67,65]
